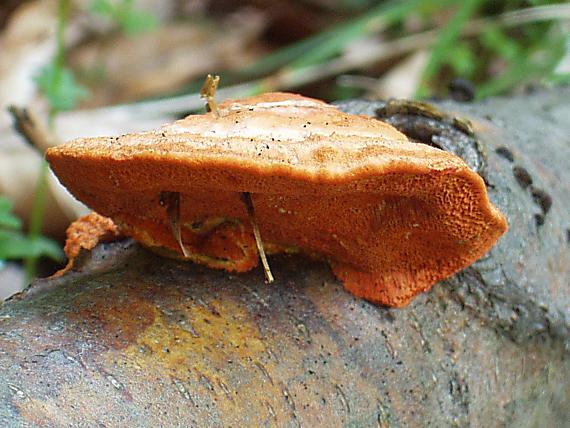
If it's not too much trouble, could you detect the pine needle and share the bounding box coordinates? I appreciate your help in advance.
[241,192,274,284]
[160,191,191,258]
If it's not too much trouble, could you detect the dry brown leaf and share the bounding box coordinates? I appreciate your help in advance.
[0,0,58,131]
[70,9,266,106]
[371,50,429,99]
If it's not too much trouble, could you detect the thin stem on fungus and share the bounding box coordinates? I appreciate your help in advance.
[200,74,221,118]
[241,192,274,283]
[160,191,191,258]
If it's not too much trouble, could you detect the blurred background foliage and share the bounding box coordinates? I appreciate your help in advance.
[0,0,568,295]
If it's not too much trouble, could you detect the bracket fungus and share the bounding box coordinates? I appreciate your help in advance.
[46,92,507,307]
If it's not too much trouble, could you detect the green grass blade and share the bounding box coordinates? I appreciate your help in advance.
[417,0,483,97]
[290,0,425,69]
[24,160,51,279]
[240,0,426,78]
[476,27,567,99]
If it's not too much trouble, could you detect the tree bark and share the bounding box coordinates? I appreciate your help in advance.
[1,89,569,427]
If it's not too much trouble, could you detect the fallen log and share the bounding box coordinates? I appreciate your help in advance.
[0,89,568,427]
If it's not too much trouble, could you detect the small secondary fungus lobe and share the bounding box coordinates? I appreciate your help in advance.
[46,92,508,307]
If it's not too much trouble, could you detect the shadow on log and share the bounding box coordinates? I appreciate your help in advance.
[1,89,569,427]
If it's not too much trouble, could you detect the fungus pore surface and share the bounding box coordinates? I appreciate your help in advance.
[46,92,508,307]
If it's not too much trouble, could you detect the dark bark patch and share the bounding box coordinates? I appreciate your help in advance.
[495,146,514,162]
[512,166,533,189]
[530,187,553,215]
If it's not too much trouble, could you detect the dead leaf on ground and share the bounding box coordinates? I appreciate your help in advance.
[70,9,267,106]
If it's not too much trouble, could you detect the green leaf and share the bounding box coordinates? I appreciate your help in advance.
[0,230,64,262]
[418,0,483,97]
[90,0,115,15]
[119,9,158,35]
[476,29,567,99]
[481,26,521,62]
[0,197,22,230]
[90,0,158,35]
[0,212,22,230]
[547,72,570,84]
[447,42,477,76]
[36,64,89,112]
